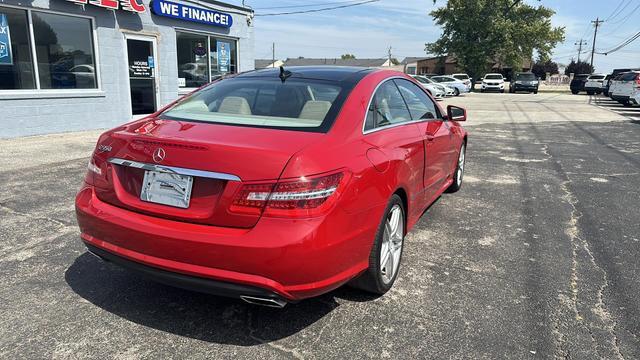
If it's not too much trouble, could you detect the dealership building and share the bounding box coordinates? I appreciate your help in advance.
[0,0,254,138]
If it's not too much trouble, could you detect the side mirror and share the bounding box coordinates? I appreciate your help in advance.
[447,105,467,122]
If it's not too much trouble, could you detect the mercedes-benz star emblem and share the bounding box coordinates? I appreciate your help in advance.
[152,148,166,163]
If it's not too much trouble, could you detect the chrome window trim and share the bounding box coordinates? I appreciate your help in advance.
[362,76,440,135]
[108,158,241,182]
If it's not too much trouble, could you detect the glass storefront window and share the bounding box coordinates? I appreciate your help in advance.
[210,37,236,78]
[0,7,36,90]
[177,32,209,88]
[176,31,237,88]
[0,6,98,91]
[32,12,97,89]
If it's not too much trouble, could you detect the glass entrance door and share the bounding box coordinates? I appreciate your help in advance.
[126,37,157,115]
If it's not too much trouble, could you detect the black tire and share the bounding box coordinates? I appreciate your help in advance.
[587,91,594,95]
[480,89,484,93]
[446,142,466,193]
[571,90,579,95]
[454,88,460,96]
[349,194,405,295]
[533,91,538,94]
[500,89,505,93]
[623,101,632,107]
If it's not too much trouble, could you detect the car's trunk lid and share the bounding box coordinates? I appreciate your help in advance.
[92,119,323,228]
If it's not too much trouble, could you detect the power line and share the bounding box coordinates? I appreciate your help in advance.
[596,30,640,55]
[601,3,640,37]
[607,2,640,24]
[604,0,632,22]
[254,0,369,10]
[254,0,379,16]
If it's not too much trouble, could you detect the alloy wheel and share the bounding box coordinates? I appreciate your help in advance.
[456,144,466,186]
[380,204,404,284]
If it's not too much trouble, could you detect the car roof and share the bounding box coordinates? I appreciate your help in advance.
[238,66,377,83]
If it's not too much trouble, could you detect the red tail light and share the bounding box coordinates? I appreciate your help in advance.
[84,156,102,185]
[635,74,640,87]
[230,171,349,218]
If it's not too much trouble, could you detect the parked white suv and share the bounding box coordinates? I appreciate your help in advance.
[584,74,606,95]
[481,73,505,93]
[610,71,640,106]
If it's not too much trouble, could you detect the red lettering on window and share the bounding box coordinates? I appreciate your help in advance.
[68,0,146,13]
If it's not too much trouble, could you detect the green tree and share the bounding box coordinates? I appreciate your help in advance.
[531,59,559,79]
[564,60,594,76]
[426,0,565,80]
[341,54,356,60]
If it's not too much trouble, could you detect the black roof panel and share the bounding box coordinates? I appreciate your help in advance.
[238,66,376,83]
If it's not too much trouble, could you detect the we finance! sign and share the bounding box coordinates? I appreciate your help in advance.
[151,0,233,28]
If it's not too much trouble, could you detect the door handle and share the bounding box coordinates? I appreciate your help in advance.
[426,134,435,142]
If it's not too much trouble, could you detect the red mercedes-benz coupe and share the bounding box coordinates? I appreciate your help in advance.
[76,66,468,307]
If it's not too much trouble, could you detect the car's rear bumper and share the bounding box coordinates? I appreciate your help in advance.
[75,184,381,301]
[584,86,603,92]
[85,242,288,305]
[611,94,630,102]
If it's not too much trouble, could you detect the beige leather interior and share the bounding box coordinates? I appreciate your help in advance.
[218,96,252,115]
[299,100,332,120]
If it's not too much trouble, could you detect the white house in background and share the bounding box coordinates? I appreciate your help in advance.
[255,59,285,69]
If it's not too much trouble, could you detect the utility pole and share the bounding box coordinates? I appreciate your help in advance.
[272,42,275,68]
[387,46,392,67]
[590,18,604,69]
[575,39,587,62]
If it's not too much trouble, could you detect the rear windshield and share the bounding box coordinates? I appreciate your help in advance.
[161,78,347,132]
[414,76,430,84]
[588,75,605,80]
[574,74,589,80]
[453,74,469,80]
[621,72,639,81]
[485,74,503,80]
[515,73,536,80]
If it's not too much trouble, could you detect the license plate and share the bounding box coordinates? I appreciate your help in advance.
[140,170,194,209]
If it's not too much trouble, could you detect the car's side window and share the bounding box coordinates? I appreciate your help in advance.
[394,79,440,121]
[365,80,412,131]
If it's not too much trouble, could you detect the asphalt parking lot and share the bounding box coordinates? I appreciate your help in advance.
[1,92,639,359]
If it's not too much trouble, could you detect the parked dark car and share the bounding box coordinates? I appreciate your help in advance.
[570,74,589,94]
[509,72,539,94]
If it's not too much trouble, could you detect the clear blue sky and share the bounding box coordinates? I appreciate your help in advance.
[227,0,639,73]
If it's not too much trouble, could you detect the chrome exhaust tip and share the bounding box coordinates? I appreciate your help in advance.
[87,249,108,262]
[240,295,287,308]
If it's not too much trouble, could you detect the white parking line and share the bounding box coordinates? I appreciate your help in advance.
[591,95,640,121]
